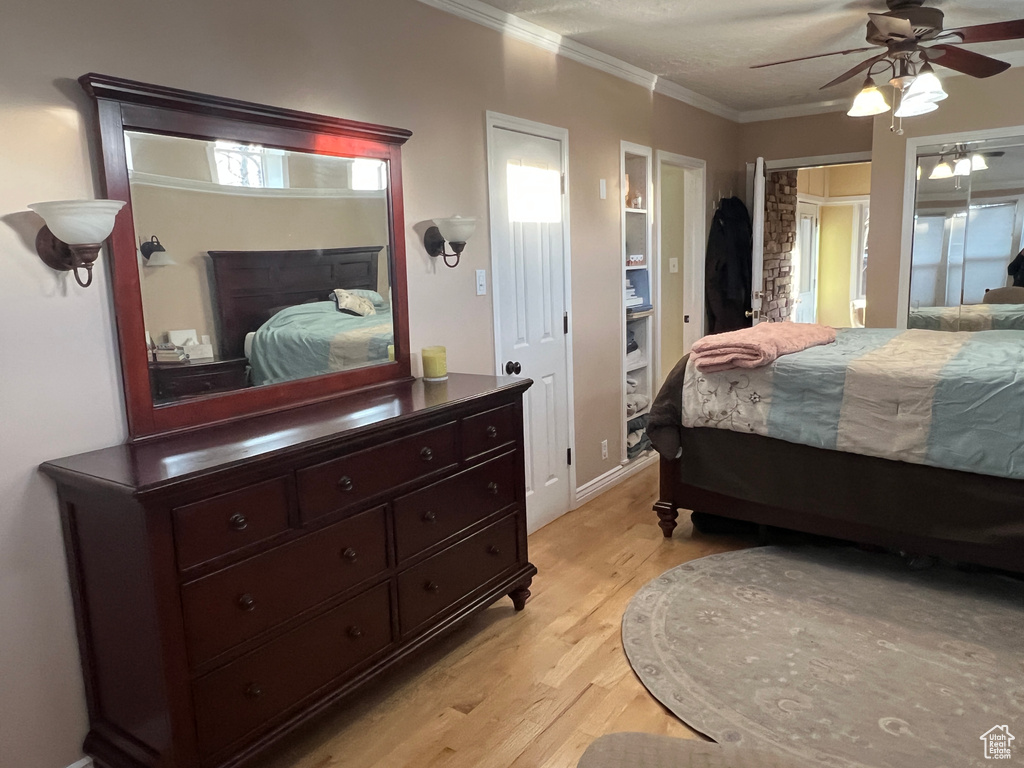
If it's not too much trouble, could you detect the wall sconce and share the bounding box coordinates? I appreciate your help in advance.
[140,235,176,266]
[28,200,126,287]
[423,215,476,268]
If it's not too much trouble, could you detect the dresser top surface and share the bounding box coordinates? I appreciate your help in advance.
[42,374,529,493]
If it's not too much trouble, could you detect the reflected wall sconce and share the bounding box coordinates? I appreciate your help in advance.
[423,215,476,268]
[29,199,126,287]
[140,235,176,266]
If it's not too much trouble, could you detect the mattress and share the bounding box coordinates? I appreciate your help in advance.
[679,328,1024,480]
[909,303,1024,331]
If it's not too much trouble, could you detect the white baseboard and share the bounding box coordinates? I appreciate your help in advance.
[66,758,92,768]
[574,452,658,508]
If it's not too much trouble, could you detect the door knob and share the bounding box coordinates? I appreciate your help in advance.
[504,361,522,375]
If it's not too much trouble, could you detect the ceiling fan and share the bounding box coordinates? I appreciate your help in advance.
[752,0,1024,118]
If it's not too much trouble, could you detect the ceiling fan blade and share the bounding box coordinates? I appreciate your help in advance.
[820,54,887,89]
[868,13,915,40]
[927,44,1011,78]
[751,47,875,69]
[945,19,1024,44]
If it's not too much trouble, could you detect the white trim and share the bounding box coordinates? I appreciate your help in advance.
[65,758,92,768]
[820,194,871,206]
[485,111,577,509]
[573,452,658,508]
[897,124,1024,329]
[127,171,386,199]
[417,0,858,124]
[655,150,706,356]
[765,151,873,171]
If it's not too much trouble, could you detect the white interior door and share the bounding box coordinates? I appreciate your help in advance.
[489,123,572,533]
[793,201,820,323]
[750,157,766,324]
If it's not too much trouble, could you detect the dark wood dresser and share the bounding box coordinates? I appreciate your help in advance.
[42,374,535,768]
[149,357,249,402]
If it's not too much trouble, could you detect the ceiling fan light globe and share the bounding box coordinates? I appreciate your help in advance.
[953,156,973,176]
[904,70,948,104]
[847,86,890,117]
[971,154,989,171]
[929,160,954,180]
[894,96,939,118]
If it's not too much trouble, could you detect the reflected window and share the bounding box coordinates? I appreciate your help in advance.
[212,141,287,188]
[351,158,387,191]
[507,164,561,223]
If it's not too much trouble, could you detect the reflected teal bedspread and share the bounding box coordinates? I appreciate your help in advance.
[249,302,393,386]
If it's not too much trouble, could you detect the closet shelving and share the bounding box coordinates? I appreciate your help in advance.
[621,142,656,467]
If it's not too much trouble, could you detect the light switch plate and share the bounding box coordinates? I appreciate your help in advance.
[599,179,607,200]
[669,258,679,274]
[475,269,487,296]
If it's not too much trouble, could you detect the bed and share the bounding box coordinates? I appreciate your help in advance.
[648,328,1024,573]
[209,246,392,386]
[909,303,1024,331]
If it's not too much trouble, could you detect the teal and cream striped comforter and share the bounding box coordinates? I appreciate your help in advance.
[682,328,1024,480]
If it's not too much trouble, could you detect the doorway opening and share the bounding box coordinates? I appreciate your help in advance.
[759,162,871,327]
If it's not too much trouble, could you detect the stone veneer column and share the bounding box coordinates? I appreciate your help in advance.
[762,170,798,322]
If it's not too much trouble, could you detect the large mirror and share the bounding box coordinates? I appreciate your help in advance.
[908,135,1024,331]
[82,74,412,437]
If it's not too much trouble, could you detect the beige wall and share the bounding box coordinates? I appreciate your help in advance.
[828,162,872,197]
[866,67,1024,326]
[798,166,827,197]
[739,110,873,164]
[0,2,745,765]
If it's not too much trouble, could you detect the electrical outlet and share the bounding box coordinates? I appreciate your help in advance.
[475,269,487,296]
[601,439,608,460]
[669,257,679,274]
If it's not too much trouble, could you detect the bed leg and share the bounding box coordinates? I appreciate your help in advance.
[654,501,679,538]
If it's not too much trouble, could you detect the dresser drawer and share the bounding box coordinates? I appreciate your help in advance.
[461,404,517,460]
[181,507,387,666]
[193,582,392,757]
[398,514,518,635]
[173,476,291,570]
[393,451,517,562]
[297,422,457,522]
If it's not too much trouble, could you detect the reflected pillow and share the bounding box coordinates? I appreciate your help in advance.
[345,288,387,308]
[330,289,376,317]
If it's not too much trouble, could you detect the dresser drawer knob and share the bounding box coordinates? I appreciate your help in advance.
[420,446,434,462]
[487,544,502,556]
[422,510,437,523]
[424,580,440,593]
[245,683,263,700]
[347,625,364,639]
[487,482,499,495]
[341,547,358,562]
[238,594,257,611]
[337,476,354,492]
[228,513,248,531]
[486,425,498,439]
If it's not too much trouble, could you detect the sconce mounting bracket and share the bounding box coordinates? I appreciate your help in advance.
[423,226,446,258]
[35,226,101,287]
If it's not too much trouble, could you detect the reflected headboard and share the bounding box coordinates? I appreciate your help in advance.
[209,246,383,359]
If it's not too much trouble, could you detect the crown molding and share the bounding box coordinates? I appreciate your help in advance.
[417,0,970,125]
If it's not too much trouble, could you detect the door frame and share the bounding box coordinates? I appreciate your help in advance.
[794,199,821,323]
[655,150,707,357]
[485,110,577,509]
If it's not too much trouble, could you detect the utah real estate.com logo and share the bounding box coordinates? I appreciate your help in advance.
[980,725,1015,760]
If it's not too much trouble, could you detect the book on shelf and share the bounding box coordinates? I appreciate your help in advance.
[627,303,653,315]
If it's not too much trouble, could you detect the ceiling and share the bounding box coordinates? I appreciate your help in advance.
[477,0,1024,115]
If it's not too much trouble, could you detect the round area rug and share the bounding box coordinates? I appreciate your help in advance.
[622,546,1024,768]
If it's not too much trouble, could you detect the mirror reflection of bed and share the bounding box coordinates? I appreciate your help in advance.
[126,130,395,405]
[908,135,1024,331]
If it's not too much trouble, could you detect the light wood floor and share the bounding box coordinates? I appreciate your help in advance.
[257,464,752,768]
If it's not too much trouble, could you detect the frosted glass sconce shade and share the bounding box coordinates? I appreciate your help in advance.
[424,215,477,268]
[847,82,890,117]
[28,199,126,287]
[929,160,954,180]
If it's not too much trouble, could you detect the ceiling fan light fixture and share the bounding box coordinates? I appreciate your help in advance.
[904,65,948,104]
[971,153,989,171]
[847,80,891,117]
[894,94,939,118]
[929,159,954,180]
[953,155,973,176]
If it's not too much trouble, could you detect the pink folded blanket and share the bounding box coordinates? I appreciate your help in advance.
[691,322,836,372]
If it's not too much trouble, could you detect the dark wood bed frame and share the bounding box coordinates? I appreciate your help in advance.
[653,431,1024,575]
[209,246,383,360]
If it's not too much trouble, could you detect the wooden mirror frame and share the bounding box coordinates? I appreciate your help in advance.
[80,73,413,439]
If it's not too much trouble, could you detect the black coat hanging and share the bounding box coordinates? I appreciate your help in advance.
[705,196,753,334]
